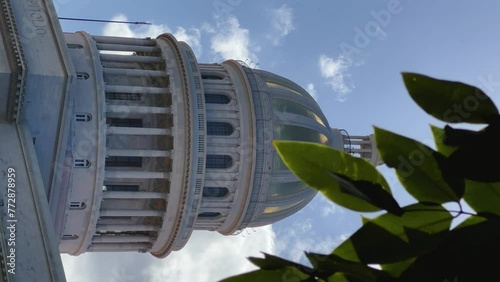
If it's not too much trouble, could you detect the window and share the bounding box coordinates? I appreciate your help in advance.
[274,124,329,145]
[61,235,79,240]
[105,156,142,167]
[69,202,87,210]
[105,93,141,101]
[198,212,221,218]
[263,199,305,214]
[206,155,232,169]
[269,181,308,197]
[266,81,303,96]
[75,113,92,122]
[74,159,90,168]
[207,122,233,136]
[107,118,143,127]
[76,72,89,80]
[273,99,325,127]
[205,94,230,104]
[203,187,229,198]
[67,43,83,49]
[103,185,139,192]
[201,74,224,80]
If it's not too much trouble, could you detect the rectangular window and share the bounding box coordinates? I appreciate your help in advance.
[105,156,142,167]
[107,118,143,128]
[103,185,140,192]
[105,93,141,101]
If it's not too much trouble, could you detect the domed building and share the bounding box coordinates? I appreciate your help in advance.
[0,0,379,279]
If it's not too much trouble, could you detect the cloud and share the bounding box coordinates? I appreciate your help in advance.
[318,54,354,102]
[268,5,295,46]
[102,14,202,57]
[206,16,258,63]
[305,83,318,101]
[62,226,275,281]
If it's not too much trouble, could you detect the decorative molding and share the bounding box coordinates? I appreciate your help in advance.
[0,0,27,122]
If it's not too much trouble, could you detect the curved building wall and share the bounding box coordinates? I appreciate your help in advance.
[58,33,335,257]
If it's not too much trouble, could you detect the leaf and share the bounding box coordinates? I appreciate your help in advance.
[220,267,310,282]
[305,253,393,282]
[401,216,500,281]
[333,204,451,264]
[328,173,403,216]
[402,72,498,124]
[381,258,416,278]
[273,141,393,213]
[249,253,314,274]
[430,125,457,157]
[374,127,464,204]
[463,180,500,216]
[445,123,500,182]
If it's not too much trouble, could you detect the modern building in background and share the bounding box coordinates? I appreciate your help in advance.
[0,0,380,280]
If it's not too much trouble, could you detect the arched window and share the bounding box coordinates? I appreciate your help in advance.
[76,72,89,80]
[203,187,229,198]
[75,113,92,122]
[206,155,232,169]
[205,94,230,104]
[207,122,233,136]
[74,159,90,168]
[198,212,221,218]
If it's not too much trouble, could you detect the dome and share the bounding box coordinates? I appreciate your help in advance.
[233,64,334,229]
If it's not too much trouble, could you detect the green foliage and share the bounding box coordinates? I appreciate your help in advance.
[402,72,498,124]
[224,73,500,281]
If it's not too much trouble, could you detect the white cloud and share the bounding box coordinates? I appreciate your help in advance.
[318,54,354,102]
[305,83,318,101]
[62,226,275,282]
[102,14,202,57]
[207,16,258,63]
[268,5,295,46]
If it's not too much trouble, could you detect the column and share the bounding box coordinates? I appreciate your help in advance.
[96,224,159,232]
[100,54,163,63]
[107,127,171,135]
[102,191,167,199]
[105,171,170,179]
[97,44,160,53]
[93,35,156,46]
[105,85,169,94]
[103,68,167,77]
[88,243,150,252]
[92,236,152,243]
[107,105,171,115]
[107,149,171,157]
[99,209,164,217]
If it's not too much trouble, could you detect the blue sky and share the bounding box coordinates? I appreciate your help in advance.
[55,1,500,281]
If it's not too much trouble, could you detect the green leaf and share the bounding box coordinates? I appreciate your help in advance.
[401,215,500,281]
[381,258,416,278]
[374,127,463,203]
[249,253,314,274]
[463,180,500,216]
[430,125,457,157]
[220,267,310,282]
[402,72,498,124]
[333,203,451,264]
[305,253,392,282]
[273,141,393,213]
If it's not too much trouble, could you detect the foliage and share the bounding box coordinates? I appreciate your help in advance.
[222,73,500,282]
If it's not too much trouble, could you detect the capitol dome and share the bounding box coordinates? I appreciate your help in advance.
[230,66,334,230]
[43,32,377,258]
